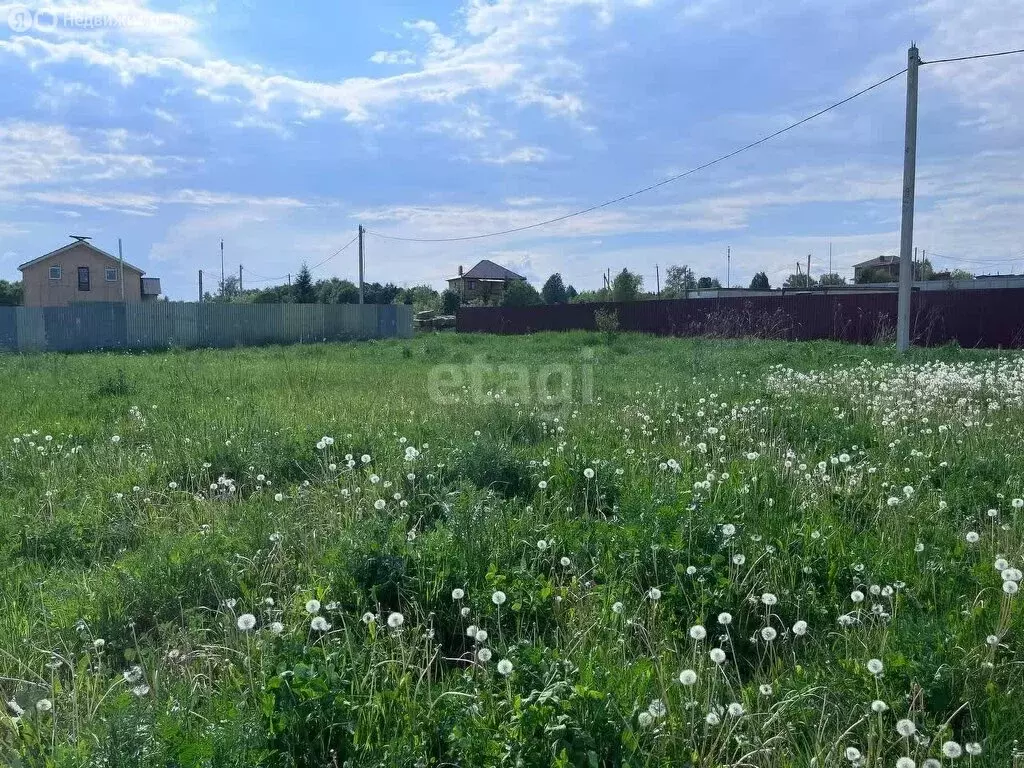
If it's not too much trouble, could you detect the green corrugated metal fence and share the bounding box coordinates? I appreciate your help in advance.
[0,302,412,353]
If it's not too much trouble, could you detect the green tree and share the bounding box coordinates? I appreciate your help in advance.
[950,269,974,280]
[749,272,770,290]
[293,264,315,303]
[612,268,643,302]
[565,285,578,301]
[818,273,847,286]
[541,273,569,304]
[696,276,721,290]
[441,289,460,314]
[783,273,816,289]
[663,265,696,298]
[0,279,22,306]
[856,267,895,284]
[572,288,610,303]
[217,275,240,300]
[500,280,543,307]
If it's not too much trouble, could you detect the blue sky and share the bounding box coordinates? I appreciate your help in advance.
[1,0,1022,298]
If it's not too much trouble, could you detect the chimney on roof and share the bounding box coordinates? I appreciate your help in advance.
[458,265,463,276]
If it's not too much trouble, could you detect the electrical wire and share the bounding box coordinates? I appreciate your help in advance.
[365,68,908,243]
[309,234,359,272]
[922,48,1024,65]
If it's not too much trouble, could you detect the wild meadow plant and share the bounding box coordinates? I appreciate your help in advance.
[0,335,1021,766]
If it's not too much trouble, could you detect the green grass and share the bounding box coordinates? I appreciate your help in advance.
[0,332,1021,767]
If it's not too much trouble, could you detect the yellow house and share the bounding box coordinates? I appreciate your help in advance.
[18,237,161,307]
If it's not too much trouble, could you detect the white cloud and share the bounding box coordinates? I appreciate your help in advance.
[479,146,551,165]
[0,0,633,127]
[369,49,415,66]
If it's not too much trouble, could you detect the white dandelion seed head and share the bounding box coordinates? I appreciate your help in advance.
[705,711,720,726]
[709,648,726,664]
[895,719,916,737]
[760,626,777,642]
[792,620,808,636]
[689,625,707,641]
[647,587,662,601]
[236,613,256,631]
[310,616,331,632]
[132,684,150,697]
[466,625,478,638]
[759,683,773,696]
[583,468,595,479]
[637,711,654,728]
[965,743,981,756]
[718,612,733,625]
[727,702,744,717]
[35,698,53,713]
[732,554,746,565]
[537,539,548,550]
[995,558,1009,572]
[941,741,962,759]
[476,648,492,663]
[721,523,736,537]
[451,588,465,600]
[560,556,571,567]
[867,658,884,675]
[305,599,321,614]
[460,606,471,617]
[896,758,916,768]
[491,590,506,606]
[761,593,778,606]
[965,531,980,543]
[870,699,888,713]
[387,612,404,629]
[497,659,513,675]
[612,601,624,614]
[679,669,697,685]
[474,629,489,643]
[123,666,143,684]
[851,590,865,603]
[1004,580,1019,595]
[844,746,861,762]
[270,621,284,635]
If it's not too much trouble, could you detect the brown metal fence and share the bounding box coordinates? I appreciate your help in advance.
[456,289,1024,348]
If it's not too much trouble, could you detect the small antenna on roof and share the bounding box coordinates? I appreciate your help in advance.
[70,235,92,242]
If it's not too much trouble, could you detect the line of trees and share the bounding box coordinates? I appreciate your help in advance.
[207,265,445,313]
[0,280,22,306]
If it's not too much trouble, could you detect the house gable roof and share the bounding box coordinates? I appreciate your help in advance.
[18,241,146,275]
[853,255,897,269]
[460,259,526,281]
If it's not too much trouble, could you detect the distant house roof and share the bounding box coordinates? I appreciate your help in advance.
[853,255,898,269]
[18,240,146,275]
[450,259,526,281]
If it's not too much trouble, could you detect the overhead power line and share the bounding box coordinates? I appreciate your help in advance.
[309,234,359,272]
[366,68,908,244]
[922,48,1024,65]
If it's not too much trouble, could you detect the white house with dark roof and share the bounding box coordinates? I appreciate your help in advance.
[446,260,526,304]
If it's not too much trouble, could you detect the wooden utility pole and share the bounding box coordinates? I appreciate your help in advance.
[198,269,203,302]
[806,254,811,288]
[655,264,660,297]
[897,44,920,352]
[239,263,243,293]
[358,225,365,304]
[287,273,291,286]
[727,246,731,289]
[220,239,225,298]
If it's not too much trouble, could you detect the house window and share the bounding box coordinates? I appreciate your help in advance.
[105,267,118,282]
[468,280,476,289]
[78,266,90,292]
[49,265,61,280]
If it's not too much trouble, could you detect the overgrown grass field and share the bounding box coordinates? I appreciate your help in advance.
[1,333,1022,767]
